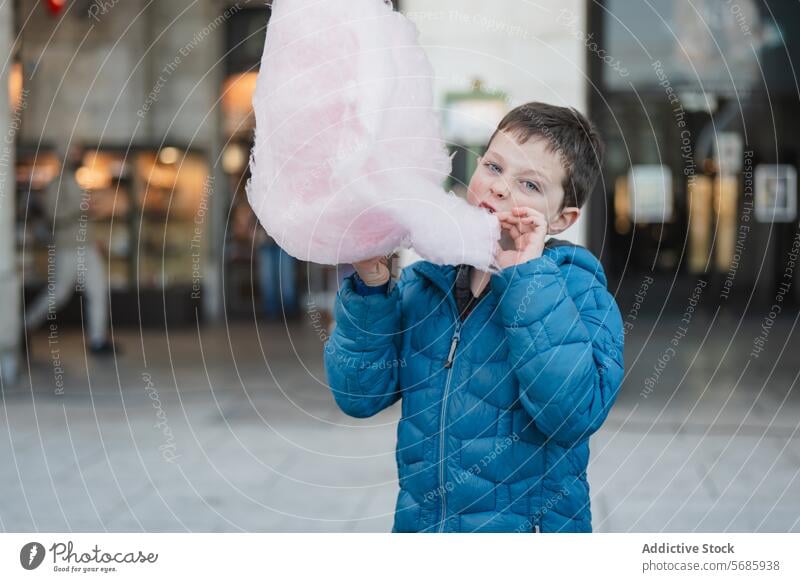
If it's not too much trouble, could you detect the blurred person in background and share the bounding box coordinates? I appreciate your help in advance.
[257,228,299,321]
[25,142,117,356]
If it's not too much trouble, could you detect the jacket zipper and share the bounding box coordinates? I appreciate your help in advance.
[434,267,490,532]
[437,318,461,532]
[533,522,541,533]
[443,324,461,369]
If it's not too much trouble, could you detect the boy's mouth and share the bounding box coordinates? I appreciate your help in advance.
[478,202,496,214]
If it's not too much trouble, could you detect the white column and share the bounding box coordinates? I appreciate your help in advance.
[0,0,19,386]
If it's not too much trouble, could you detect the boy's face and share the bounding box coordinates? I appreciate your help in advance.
[466,129,580,235]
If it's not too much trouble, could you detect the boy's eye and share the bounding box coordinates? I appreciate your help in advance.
[485,162,501,174]
[522,180,540,193]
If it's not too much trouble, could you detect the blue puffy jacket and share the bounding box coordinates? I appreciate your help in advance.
[323,239,625,532]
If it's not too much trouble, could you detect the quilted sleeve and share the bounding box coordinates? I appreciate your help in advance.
[323,271,407,418]
[490,254,625,447]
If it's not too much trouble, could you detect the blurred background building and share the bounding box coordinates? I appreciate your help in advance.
[2,0,797,380]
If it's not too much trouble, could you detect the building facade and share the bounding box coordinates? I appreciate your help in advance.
[1,0,795,383]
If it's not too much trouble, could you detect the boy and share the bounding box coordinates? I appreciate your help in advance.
[323,102,625,533]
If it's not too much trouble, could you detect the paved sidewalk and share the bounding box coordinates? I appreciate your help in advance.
[1,310,799,532]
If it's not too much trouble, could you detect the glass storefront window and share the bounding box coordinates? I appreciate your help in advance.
[602,0,762,94]
[17,146,210,293]
[135,150,211,289]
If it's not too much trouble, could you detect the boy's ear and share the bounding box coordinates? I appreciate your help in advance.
[547,206,580,235]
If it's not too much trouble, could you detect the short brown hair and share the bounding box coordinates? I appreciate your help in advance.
[487,102,604,210]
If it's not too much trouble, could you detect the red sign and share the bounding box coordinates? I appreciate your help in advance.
[44,0,66,15]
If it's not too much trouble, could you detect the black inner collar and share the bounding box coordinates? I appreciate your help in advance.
[453,264,490,321]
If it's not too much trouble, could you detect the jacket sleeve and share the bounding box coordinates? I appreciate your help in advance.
[323,271,406,418]
[490,254,625,447]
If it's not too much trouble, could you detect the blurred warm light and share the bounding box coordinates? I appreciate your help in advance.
[714,175,738,272]
[688,176,713,274]
[140,158,177,189]
[222,143,247,174]
[75,165,112,190]
[137,151,210,218]
[9,62,23,111]
[77,151,122,190]
[17,154,60,188]
[158,147,181,165]
[222,72,257,137]
[614,175,631,235]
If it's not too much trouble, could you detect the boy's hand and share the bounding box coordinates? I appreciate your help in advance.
[494,207,547,270]
[353,255,391,286]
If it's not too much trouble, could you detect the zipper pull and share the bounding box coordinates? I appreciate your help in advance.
[443,325,461,369]
[534,523,541,533]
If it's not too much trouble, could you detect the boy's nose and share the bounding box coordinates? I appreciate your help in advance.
[490,181,510,199]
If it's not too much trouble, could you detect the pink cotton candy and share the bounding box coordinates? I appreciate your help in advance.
[246,0,501,270]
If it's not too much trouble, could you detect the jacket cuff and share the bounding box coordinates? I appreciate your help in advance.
[335,273,397,333]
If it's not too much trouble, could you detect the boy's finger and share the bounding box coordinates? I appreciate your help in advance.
[497,213,525,225]
[504,214,542,234]
[500,219,522,238]
[512,206,546,218]
[501,210,546,226]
